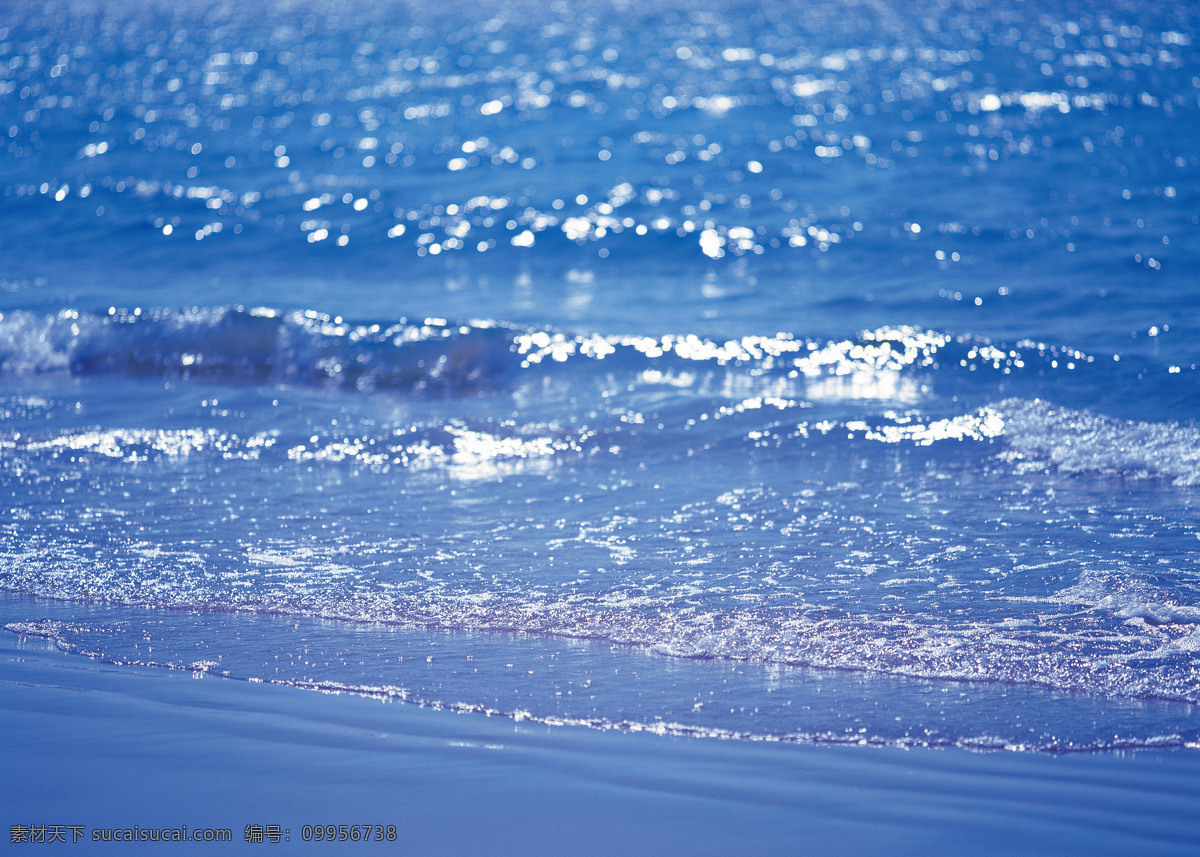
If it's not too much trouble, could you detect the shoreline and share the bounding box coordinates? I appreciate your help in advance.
[3,602,1200,855]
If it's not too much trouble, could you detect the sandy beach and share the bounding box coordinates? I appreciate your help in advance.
[4,599,1199,856]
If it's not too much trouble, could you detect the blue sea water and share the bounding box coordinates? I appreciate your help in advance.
[2,0,1199,754]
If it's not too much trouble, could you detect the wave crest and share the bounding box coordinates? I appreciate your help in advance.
[996,398,1200,486]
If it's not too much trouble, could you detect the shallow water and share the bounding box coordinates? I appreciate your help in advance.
[2,0,1200,753]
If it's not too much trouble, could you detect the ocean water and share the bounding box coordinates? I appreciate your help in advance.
[2,0,1199,755]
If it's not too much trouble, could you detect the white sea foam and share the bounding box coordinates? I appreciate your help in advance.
[996,398,1200,485]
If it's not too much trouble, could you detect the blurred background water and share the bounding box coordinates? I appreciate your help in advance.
[2,0,1200,752]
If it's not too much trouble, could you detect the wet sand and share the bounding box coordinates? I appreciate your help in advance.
[3,616,1199,856]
